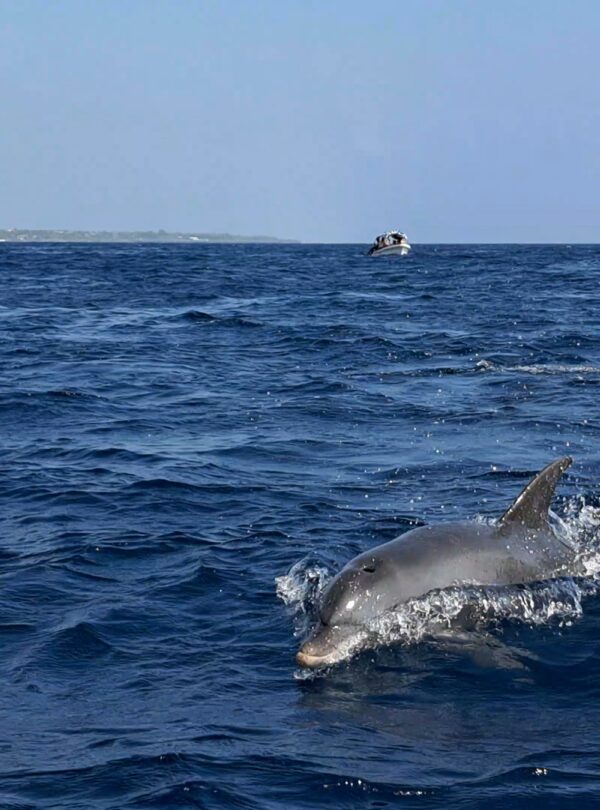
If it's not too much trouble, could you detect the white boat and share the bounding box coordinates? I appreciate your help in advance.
[367,230,411,257]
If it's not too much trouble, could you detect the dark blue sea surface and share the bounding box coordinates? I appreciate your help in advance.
[2,242,600,809]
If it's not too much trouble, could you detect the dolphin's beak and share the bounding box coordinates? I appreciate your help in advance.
[296,623,358,669]
[296,649,331,668]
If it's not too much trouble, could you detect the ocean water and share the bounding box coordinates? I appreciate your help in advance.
[1,242,600,809]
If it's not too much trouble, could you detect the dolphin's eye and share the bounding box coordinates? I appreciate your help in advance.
[362,565,376,573]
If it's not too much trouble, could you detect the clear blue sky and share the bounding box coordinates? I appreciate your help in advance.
[1,1,599,242]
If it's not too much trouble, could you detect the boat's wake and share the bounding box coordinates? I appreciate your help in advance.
[276,498,600,673]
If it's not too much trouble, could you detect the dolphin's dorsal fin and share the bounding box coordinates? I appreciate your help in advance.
[497,456,572,533]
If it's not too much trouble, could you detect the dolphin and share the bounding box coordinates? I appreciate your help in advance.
[296,457,575,668]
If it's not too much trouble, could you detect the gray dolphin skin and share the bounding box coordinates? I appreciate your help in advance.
[296,457,574,668]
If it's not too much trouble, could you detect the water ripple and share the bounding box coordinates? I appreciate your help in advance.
[2,243,600,808]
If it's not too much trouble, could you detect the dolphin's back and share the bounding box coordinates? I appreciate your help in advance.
[356,519,571,604]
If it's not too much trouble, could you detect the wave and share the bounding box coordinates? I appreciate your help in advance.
[348,358,600,381]
[178,309,217,322]
[173,309,263,328]
[30,621,115,671]
[476,359,600,375]
[0,389,99,412]
[125,477,268,496]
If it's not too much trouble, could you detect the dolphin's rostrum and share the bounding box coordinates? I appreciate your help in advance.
[296,457,574,668]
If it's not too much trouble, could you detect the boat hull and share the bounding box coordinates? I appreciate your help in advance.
[368,243,411,257]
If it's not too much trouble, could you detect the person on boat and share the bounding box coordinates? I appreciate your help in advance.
[368,235,384,255]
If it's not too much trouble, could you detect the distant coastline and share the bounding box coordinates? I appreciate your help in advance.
[0,228,297,244]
